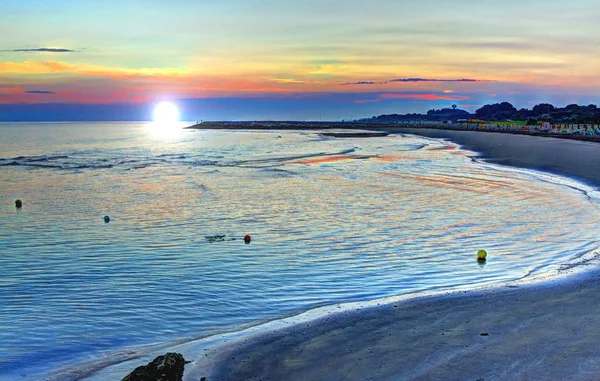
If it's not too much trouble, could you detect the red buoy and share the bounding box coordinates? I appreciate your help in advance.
[244,235,251,243]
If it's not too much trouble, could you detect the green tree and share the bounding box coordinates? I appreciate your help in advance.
[526,117,538,126]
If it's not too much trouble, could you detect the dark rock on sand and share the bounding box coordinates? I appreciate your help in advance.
[122,352,186,381]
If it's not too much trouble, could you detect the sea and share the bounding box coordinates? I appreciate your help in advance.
[1,122,600,380]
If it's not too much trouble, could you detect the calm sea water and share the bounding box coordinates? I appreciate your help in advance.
[1,123,600,380]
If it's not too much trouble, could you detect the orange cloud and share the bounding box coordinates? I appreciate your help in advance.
[0,72,300,104]
[271,78,305,84]
[0,60,190,77]
[0,85,24,95]
[0,60,74,73]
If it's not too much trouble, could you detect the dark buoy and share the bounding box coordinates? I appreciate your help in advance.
[103,215,110,223]
[244,235,251,244]
[15,199,22,208]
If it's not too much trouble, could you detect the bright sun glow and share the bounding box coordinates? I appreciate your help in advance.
[153,102,180,123]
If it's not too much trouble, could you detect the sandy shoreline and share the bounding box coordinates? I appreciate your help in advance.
[82,128,600,381]
[384,127,600,188]
[199,269,600,381]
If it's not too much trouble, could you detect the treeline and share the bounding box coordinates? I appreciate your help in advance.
[361,103,600,124]
[475,102,600,124]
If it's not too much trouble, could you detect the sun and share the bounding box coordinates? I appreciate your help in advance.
[153,102,180,123]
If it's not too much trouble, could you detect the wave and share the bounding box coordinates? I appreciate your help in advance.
[0,148,361,172]
[156,153,190,159]
[260,168,298,177]
[190,160,219,167]
[0,155,71,168]
[0,160,114,170]
[2,155,70,162]
[229,148,358,168]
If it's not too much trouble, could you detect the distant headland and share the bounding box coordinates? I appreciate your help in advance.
[186,102,600,142]
[359,102,600,125]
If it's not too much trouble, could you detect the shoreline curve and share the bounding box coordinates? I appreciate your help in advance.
[78,128,600,381]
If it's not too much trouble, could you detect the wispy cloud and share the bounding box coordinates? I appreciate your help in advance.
[304,61,352,76]
[341,81,386,85]
[4,48,76,53]
[25,90,55,94]
[341,78,482,86]
[355,92,470,103]
[389,78,479,83]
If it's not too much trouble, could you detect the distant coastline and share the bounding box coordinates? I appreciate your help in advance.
[186,121,600,143]
[187,101,600,143]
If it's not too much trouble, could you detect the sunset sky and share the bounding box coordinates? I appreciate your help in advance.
[1,0,599,120]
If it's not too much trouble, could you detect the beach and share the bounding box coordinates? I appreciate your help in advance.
[385,127,600,187]
[201,271,600,381]
[4,0,600,379]
[182,129,600,381]
[3,124,599,380]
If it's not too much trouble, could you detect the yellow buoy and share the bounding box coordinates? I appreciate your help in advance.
[477,250,487,262]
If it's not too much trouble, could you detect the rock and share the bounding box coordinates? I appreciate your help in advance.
[122,352,187,381]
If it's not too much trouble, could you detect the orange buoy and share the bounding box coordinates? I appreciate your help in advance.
[244,235,251,243]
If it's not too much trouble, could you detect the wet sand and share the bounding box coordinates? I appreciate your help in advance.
[203,272,600,381]
[193,129,600,381]
[386,128,600,187]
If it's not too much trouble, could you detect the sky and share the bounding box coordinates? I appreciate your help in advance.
[0,0,599,121]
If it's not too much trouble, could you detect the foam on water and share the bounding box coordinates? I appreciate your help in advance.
[1,123,600,380]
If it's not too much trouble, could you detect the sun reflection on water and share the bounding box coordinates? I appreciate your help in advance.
[147,121,187,140]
